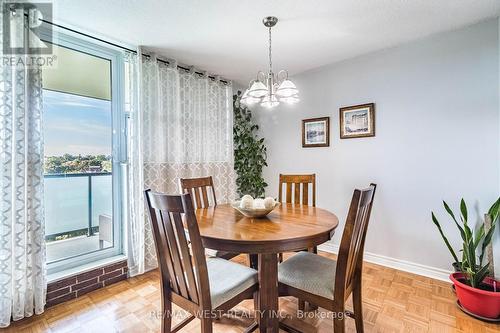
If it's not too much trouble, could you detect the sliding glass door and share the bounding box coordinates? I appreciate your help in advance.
[41,32,125,274]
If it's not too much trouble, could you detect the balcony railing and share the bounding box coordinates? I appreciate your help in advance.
[44,172,112,242]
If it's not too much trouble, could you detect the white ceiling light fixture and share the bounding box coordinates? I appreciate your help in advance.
[241,16,299,108]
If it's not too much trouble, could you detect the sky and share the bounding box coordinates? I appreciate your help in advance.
[43,89,112,156]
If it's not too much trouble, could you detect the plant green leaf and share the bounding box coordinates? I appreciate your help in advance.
[459,199,473,244]
[488,197,500,223]
[474,224,484,250]
[431,212,459,264]
[443,201,466,240]
[473,264,489,288]
[460,198,468,223]
[467,237,476,272]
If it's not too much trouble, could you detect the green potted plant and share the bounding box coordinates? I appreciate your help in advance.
[431,198,500,319]
[233,92,268,198]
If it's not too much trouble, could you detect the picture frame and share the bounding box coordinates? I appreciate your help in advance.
[302,117,330,148]
[339,103,375,139]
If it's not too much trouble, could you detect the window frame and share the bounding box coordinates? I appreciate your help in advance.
[40,28,126,275]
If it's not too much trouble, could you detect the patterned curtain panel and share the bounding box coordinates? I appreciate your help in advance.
[126,51,236,276]
[0,16,46,329]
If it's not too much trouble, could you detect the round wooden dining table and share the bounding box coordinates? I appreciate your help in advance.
[195,203,339,333]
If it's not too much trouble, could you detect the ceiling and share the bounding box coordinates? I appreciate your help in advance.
[53,0,500,85]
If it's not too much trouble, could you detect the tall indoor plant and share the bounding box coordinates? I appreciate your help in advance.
[431,198,500,319]
[233,91,268,198]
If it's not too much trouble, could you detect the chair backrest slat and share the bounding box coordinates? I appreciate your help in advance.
[334,184,377,301]
[180,176,217,209]
[162,211,190,299]
[294,183,300,204]
[303,183,309,205]
[279,174,316,206]
[171,212,199,303]
[286,183,292,203]
[193,188,202,208]
[201,186,209,207]
[149,207,179,294]
[145,190,211,308]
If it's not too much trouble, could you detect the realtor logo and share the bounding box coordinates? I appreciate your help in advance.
[2,1,52,55]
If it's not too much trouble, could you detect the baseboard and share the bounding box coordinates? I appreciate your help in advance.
[318,242,451,283]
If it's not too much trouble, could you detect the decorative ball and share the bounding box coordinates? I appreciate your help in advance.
[240,195,254,209]
[263,197,275,209]
[253,198,265,209]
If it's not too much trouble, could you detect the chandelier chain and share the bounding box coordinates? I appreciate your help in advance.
[268,26,272,72]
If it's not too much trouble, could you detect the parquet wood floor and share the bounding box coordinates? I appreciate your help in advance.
[3,252,498,333]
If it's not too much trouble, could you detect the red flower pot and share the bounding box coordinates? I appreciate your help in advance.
[450,272,500,319]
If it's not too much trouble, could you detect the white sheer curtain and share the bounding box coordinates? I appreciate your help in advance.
[0,11,46,328]
[126,50,236,276]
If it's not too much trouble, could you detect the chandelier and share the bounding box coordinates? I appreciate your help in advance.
[241,16,299,108]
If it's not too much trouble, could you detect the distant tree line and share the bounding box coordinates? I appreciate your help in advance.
[44,154,112,174]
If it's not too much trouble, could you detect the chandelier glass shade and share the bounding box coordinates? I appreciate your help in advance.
[241,16,299,108]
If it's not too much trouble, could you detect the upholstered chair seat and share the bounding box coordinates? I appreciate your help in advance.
[207,257,258,308]
[278,252,337,300]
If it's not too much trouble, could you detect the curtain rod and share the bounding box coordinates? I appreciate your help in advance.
[39,19,229,84]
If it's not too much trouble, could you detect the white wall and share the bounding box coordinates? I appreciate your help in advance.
[255,19,500,279]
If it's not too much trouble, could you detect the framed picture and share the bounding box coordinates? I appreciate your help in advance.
[339,103,375,139]
[302,117,330,148]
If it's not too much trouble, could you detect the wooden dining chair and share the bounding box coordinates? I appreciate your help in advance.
[278,184,377,333]
[180,176,238,260]
[145,190,259,333]
[278,174,317,262]
[277,174,318,311]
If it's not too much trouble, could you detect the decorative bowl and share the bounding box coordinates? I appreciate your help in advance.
[232,201,280,218]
